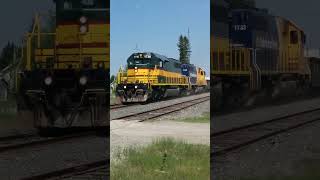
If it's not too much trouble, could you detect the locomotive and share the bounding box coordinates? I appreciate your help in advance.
[211,0,230,108]
[211,0,310,108]
[181,63,207,93]
[116,52,207,103]
[17,0,110,131]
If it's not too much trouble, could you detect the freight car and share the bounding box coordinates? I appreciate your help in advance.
[17,0,110,132]
[116,52,207,103]
[212,4,311,108]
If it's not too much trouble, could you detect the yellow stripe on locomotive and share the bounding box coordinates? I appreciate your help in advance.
[119,68,189,86]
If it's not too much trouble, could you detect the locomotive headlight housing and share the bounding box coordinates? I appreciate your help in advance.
[80,25,88,34]
[79,16,87,24]
[44,76,53,86]
[79,76,88,85]
[98,62,104,68]
[35,63,41,69]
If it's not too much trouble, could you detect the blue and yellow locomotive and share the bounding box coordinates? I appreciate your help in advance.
[211,0,310,108]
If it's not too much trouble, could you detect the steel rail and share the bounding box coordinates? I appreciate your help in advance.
[212,107,320,156]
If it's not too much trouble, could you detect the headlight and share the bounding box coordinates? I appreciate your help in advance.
[36,63,41,69]
[124,86,127,89]
[79,76,88,85]
[80,25,87,33]
[98,62,104,68]
[135,85,138,89]
[44,76,53,86]
[79,16,87,24]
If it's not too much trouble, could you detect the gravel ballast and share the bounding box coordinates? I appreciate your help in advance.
[213,97,320,179]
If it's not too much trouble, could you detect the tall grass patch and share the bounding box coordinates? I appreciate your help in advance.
[177,112,210,123]
[111,138,210,180]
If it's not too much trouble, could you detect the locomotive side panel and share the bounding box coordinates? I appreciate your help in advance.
[211,0,233,76]
[196,67,207,87]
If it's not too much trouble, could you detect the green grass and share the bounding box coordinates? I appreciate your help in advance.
[111,138,210,180]
[177,112,210,123]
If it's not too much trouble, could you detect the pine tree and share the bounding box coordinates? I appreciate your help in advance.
[0,42,16,70]
[177,35,191,64]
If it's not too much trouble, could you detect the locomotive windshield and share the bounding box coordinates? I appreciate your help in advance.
[57,0,107,11]
[55,0,108,23]
[128,53,153,68]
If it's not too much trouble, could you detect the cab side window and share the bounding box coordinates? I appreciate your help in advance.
[290,31,298,44]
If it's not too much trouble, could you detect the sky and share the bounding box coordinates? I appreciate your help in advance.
[110,0,210,76]
[0,1,54,49]
[255,0,320,49]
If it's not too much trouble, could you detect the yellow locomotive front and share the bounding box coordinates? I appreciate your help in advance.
[18,0,109,131]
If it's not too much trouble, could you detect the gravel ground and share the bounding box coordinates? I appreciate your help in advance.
[110,93,209,120]
[0,109,109,179]
[213,121,320,179]
[213,97,320,179]
[110,99,210,160]
[0,111,36,137]
[213,97,320,132]
[0,135,108,179]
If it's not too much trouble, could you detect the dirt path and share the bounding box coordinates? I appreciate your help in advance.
[110,101,210,160]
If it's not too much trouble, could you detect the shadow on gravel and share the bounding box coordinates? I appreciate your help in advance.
[38,126,109,137]
[212,88,320,117]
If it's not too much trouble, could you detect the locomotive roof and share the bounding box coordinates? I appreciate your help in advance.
[213,0,228,6]
[232,8,271,16]
[232,8,304,32]
[276,16,304,32]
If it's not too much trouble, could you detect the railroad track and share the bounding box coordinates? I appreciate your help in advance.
[0,131,96,154]
[22,160,108,180]
[112,95,210,121]
[110,93,210,111]
[212,107,320,157]
[110,104,128,110]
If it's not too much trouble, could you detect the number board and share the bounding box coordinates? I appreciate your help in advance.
[134,53,152,59]
[234,25,247,31]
